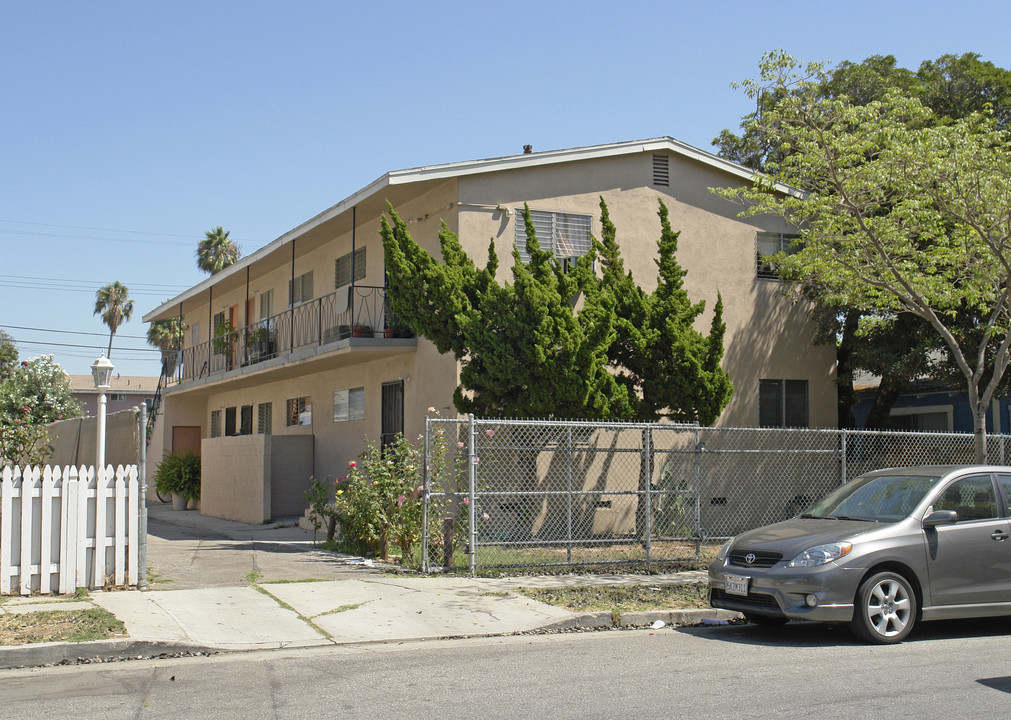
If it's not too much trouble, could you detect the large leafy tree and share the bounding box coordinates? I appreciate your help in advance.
[715,52,1011,428]
[0,330,17,381]
[94,281,134,358]
[0,355,81,466]
[715,51,1011,462]
[197,226,240,275]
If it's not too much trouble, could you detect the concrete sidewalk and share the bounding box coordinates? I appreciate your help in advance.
[0,504,736,668]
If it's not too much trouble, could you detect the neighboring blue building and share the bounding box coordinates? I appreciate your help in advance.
[853,381,1011,435]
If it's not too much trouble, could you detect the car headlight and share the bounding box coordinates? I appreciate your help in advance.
[717,538,734,561]
[787,542,852,568]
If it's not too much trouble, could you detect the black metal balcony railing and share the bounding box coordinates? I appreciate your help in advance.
[169,286,412,384]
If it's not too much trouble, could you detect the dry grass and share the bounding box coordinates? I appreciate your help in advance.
[0,608,127,646]
[516,582,709,613]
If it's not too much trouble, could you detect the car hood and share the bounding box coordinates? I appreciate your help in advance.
[731,517,888,557]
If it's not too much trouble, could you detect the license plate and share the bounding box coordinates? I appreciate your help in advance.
[724,574,749,596]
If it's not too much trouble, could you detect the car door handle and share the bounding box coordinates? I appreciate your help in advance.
[992,531,1009,542]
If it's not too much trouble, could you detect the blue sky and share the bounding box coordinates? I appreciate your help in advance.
[3,0,1010,378]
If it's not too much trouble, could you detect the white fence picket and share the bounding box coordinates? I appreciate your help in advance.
[1,467,13,595]
[0,464,140,595]
[127,466,138,586]
[40,467,55,594]
[19,466,35,595]
[114,466,125,586]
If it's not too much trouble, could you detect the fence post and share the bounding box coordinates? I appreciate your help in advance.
[566,425,573,565]
[841,430,848,487]
[421,416,430,574]
[468,413,476,574]
[644,424,652,569]
[693,429,702,561]
[138,404,148,590]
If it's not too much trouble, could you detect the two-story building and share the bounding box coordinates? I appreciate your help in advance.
[143,137,837,523]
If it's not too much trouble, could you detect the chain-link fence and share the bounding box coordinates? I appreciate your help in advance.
[420,416,1008,573]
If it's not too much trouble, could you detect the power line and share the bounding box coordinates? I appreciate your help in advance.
[0,324,150,339]
[0,219,262,246]
[0,275,189,290]
[13,339,159,352]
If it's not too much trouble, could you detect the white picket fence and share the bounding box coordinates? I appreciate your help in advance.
[0,465,140,595]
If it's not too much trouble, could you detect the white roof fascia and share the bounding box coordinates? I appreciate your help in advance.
[144,136,797,321]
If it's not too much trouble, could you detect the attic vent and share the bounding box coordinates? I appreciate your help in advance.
[652,154,670,187]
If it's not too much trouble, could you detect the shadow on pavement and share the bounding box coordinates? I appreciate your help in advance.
[144,502,381,590]
[679,614,1011,647]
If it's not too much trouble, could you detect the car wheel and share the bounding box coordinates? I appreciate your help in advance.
[850,571,917,644]
[743,613,788,627]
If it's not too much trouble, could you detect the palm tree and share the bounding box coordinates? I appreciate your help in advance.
[94,281,134,357]
[147,316,187,374]
[197,226,240,274]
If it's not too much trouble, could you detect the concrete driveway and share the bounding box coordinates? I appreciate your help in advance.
[144,501,380,590]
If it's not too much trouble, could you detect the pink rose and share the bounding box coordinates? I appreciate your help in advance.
[463,497,470,505]
[349,461,357,468]
[397,495,406,506]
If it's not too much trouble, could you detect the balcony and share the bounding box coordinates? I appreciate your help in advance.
[165,286,415,385]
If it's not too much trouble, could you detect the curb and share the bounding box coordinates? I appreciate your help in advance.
[0,609,745,669]
[0,639,218,669]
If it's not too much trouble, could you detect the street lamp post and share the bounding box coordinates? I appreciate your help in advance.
[91,354,114,472]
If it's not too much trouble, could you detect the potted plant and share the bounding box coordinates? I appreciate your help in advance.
[154,450,201,510]
[245,325,273,361]
[213,319,237,356]
[351,324,373,338]
[388,312,414,338]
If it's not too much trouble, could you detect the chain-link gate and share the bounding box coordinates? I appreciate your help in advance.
[421,416,1008,573]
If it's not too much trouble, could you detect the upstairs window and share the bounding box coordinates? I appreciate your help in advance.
[757,232,800,279]
[514,209,592,265]
[289,271,314,306]
[210,410,222,438]
[335,248,367,288]
[259,289,273,320]
[759,379,809,428]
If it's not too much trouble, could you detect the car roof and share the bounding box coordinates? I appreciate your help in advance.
[862,464,1011,478]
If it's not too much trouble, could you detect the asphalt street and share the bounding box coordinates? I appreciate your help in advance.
[3,616,1011,719]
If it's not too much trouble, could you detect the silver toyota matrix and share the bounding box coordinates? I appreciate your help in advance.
[709,465,1011,643]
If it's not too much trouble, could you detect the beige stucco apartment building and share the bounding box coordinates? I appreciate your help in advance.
[143,137,836,523]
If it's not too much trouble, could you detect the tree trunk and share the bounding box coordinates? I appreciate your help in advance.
[835,311,860,428]
[864,372,904,429]
[973,404,988,464]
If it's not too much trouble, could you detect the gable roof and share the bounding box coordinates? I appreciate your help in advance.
[144,136,778,321]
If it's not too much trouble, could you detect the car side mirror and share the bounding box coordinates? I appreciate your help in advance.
[923,509,958,528]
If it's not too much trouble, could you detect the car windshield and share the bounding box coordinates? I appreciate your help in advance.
[803,473,943,522]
